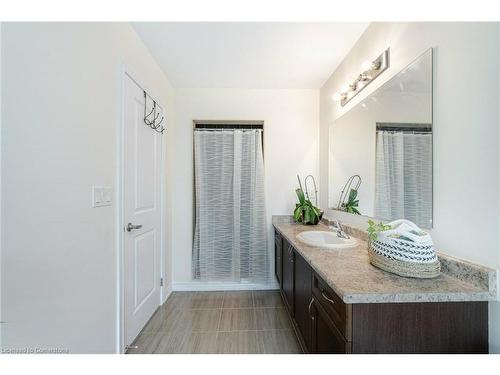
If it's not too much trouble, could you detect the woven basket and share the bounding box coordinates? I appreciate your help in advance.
[368,219,441,279]
[368,248,441,278]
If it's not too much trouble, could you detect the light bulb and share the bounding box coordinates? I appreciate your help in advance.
[362,60,373,71]
[340,84,349,93]
[332,93,341,101]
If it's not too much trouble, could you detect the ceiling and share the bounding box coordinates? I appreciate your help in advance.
[132,22,368,89]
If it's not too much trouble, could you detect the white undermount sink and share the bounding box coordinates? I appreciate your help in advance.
[296,231,357,250]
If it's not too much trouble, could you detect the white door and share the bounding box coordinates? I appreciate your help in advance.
[123,74,162,347]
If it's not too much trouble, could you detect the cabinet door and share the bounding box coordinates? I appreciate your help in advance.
[281,239,294,315]
[310,298,350,354]
[293,250,312,351]
[274,231,282,287]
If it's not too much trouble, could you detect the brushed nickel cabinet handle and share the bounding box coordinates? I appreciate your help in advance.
[321,290,335,305]
[309,298,315,321]
[308,298,314,314]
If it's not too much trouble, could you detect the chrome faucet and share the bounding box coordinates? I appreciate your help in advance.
[329,220,350,239]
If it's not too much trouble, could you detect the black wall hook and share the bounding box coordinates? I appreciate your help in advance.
[143,91,166,134]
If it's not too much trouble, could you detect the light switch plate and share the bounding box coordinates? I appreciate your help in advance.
[92,186,112,207]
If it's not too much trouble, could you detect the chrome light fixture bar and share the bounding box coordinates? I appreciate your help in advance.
[334,48,390,107]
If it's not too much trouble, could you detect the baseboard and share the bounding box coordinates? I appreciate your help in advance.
[162,284,173,304]
[173,281,279,292]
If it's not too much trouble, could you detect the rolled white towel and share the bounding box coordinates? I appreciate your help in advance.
[381,219,431,244]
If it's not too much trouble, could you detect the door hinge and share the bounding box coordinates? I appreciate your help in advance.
[160,277,164,287]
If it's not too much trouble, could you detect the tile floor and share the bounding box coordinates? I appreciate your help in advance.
[127,290,302,354]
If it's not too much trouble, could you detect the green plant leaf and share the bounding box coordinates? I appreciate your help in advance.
[293,206,302,222]
[366,220,391,242]
[295,188,306,205]
[343,188,360,214]
[293,186,322,224]
[304,206,311,223]
[348,189,357,201]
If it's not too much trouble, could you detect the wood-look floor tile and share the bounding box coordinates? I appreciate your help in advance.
[152,330,188,354]
[127,332,160,354]
[256,330,302,354]
[128,290,302,354]
[216,331,259,354]
[176,308,221,332]
[141,308,179,333]
[187,292,224,309]
[128,329,185,354]
[222,291,253,308]
[254,308,292,330]
[140,309,169,333]
[253,290,284,308]
[218,308,255,331]
[162,292,195,312]
[179,332,218,354]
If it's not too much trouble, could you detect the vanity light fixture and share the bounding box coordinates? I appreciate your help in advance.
[361,60,373,71]
[333,48,390,107]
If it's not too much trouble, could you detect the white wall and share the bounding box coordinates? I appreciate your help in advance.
[0,22,3,347]
[320,22,500,352]
[1,23,175,353]
[173,89,319,287]
[495,22,500,355]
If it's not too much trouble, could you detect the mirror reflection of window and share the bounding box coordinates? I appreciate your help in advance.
[374,124,432,228]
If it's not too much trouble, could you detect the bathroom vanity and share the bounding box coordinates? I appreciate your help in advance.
[273,218,496,354]
[297,48,498,354]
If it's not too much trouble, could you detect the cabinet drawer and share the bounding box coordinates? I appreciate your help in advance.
[312,272,350,340]
[311,298,351,354]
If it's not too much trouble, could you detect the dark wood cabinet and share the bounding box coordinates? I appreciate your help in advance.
[274,227,489,354]
[274,232,282,287]
[350,301,488,353]
[281,238,294,314]
[310,297,350,354]
[293,249,312,352]
[311,272,351,340]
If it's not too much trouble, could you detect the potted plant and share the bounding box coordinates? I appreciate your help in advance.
[341,188,361,215]
[366,219,392,243]
[293,187,323,225]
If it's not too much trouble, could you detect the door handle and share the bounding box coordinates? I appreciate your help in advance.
[126,223,143,232]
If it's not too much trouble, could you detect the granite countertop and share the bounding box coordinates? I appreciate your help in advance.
[273,218,497,304]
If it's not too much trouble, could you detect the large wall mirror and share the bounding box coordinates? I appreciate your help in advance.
[329,48,433,228]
